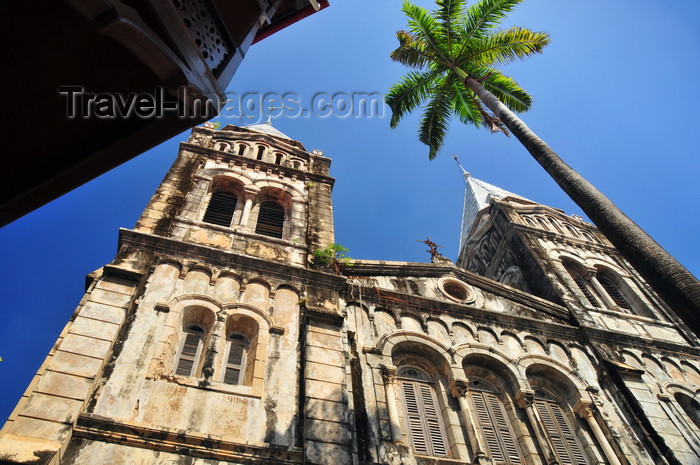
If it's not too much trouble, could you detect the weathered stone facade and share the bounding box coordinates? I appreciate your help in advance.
[1,124,699,465]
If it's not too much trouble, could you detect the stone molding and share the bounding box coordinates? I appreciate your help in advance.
[74,413,303,464]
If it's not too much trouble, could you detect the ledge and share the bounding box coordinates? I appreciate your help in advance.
[74,413,304,464]
[118,228,347,290]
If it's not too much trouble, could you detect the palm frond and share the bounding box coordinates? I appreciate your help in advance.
[436,0,466,53]
[463,0,522,38]
[481,71,532,112]
[401,0,450,64]
[456,0,522,59]
[478,106,509,135]
[390,30,433,69]
[463,27,549,67]
[449,76,483,127]
[418,78,453,159]
[386,69,442,128]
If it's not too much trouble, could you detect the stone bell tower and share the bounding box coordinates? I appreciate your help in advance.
[0,122,350,465]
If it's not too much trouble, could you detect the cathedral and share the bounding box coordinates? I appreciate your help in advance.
[1,123,699,465]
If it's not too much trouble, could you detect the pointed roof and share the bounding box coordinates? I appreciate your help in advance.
[218,122,307,150]
[246,120,293,141]
[459,169,528,249]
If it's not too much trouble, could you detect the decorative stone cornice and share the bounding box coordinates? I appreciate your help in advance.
[344,260,571,322]
[180,141,335,187]
[118,228,347,290]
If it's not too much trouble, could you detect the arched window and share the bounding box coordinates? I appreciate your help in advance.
[468,378,523,465]
[274,153,283,165]
[203,190,238,227]
[174,325,205,376]
[398,366,449,457]
[237,144,246,155]
[536,216,550,231]
[675,393,700,431]
[255,200,285,238]
[256,146,265,160]
[564,224,580,237]
[564,263,600,307]
[596,272,632,311]
[222,333,248,385]
[534,389,589,465]
[547,216,563,233]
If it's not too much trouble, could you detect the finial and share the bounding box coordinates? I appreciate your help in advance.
[417,236,444,259]
[266,103,296,125]
[264,105,274,125]
[452,154,470,180]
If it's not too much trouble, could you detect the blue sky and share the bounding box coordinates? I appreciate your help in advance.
[1,0,699,423]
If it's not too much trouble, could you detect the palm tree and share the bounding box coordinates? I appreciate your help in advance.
[386,0,700,332]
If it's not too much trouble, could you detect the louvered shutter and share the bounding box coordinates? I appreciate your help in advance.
[223,335,247,385]
[402,381,429,454]
[596,275,631,310]
[400,380,449,457]
[203,191,238,227]
[255,201,285,238]
[573,275,599,307]
[535,398,588,465]
[176,330,203,376]
[419,383,448,456]
[470,390,523,465]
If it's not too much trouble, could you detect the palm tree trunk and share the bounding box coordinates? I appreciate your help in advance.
[464,76,700,334]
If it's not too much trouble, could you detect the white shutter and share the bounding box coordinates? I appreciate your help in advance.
[419,383,448,457]
[223,334,247,385]
[470,389,524,465]
[400,379,449,457]
[175,330,203,376]
[535,398,588,465]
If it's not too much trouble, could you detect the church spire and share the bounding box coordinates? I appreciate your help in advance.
[455,159,526,256]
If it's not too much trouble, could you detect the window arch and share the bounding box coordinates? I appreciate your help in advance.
[174,324,205,376]
[255,200,285,238]
[214,141,229,152]
[203,190,238,227]
[397,366,449,457]
[221,312,264,387]
[468,378,524,465]
[222,333,248,385]
[533,388,589,465]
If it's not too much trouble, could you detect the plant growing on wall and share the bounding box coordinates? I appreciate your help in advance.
[312,243,352,274]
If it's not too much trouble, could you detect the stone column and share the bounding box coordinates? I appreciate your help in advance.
[574,401,622,465]
[583,268,616,309]
[515,390,559,465]
[450,379,489,465]
[380,365,403,442]
[239,187,258,227]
